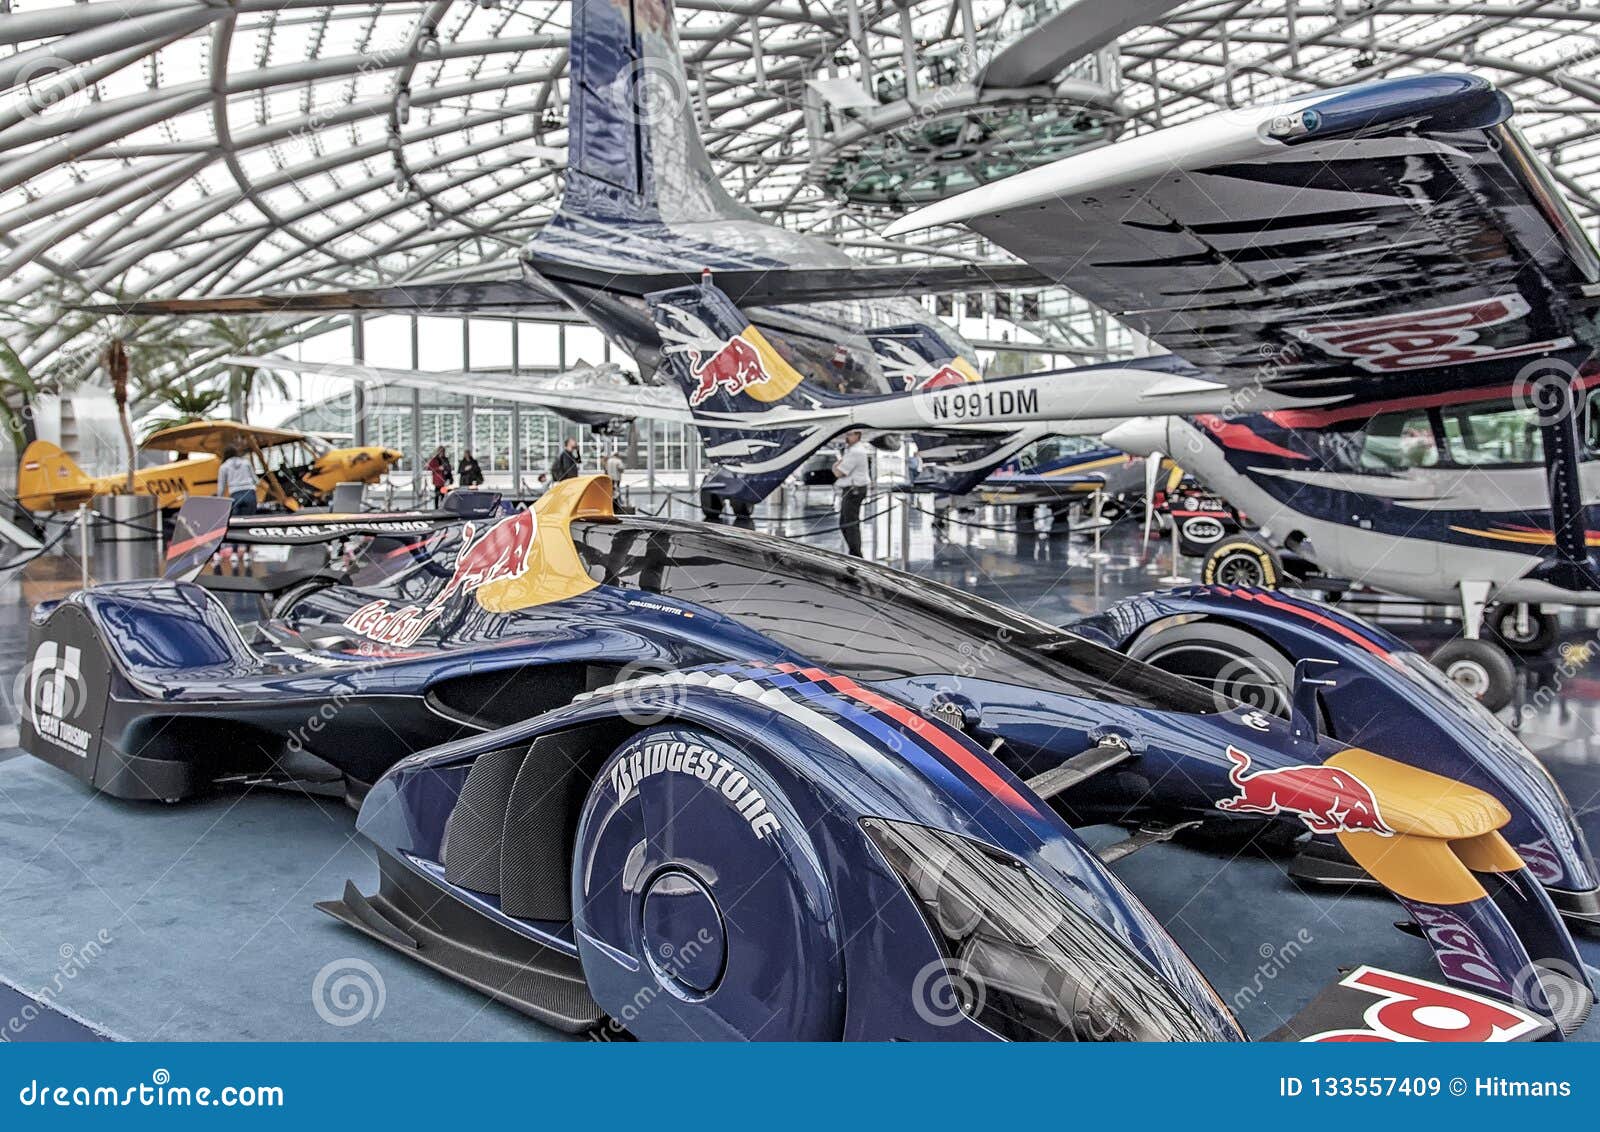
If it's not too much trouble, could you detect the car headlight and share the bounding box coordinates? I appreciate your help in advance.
[862,818,1222,1041]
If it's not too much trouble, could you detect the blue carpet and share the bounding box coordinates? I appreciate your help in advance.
[0,755,566,1042]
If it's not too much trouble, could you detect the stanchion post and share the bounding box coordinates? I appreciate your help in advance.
[1088,490,1109,562]
[78,503,90,589]
[900,492,911,571]
[1160,514,1191,585]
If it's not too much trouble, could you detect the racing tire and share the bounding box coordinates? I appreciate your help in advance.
[1429,638,1517,712]
[1200,536,1283,589]
[270,574,341,620]
[571,726,845,1041]
[1487,603,1560,655]
[1128,620,1294,717]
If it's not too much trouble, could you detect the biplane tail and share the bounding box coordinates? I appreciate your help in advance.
[16,440,93,510]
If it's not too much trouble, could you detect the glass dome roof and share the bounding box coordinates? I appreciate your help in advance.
[0,0,1596,365]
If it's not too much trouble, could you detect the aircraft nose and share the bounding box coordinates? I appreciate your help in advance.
[1102,416,1168,457]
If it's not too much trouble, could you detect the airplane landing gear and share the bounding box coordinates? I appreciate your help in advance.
[1488,602,1560,655]
[1429,638,1517,712]
[1431,580,1516,711]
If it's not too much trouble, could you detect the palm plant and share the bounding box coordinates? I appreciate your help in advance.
[0,333,44,457]
[139,381,228,439]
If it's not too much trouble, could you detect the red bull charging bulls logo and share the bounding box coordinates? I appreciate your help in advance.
[1215,746,1393,835]
[343,511,537,647]
[685,332,771,407]
[428,510,537,609]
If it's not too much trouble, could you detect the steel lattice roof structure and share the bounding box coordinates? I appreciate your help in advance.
[2,0,1599,369]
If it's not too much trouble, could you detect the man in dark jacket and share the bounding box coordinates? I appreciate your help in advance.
[551,437,581,482]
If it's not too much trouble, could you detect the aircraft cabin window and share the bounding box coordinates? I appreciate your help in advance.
[1438,403,1543,467]
[1360,411,1439,470]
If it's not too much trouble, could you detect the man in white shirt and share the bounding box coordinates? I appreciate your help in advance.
[832,429,870,557]
[216,445,259,514]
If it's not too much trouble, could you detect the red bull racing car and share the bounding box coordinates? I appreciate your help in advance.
[17,477,1599,1040]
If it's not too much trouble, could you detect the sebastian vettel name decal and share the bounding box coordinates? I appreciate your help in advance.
[1215,746,1393,835]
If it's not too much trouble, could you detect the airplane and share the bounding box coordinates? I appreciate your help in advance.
[974,437,1147,511]
[108,0,1319,513]
[16,420,403,514]
[887,71,1600,712]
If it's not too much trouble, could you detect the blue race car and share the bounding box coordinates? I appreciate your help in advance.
[19,477,1597,1040]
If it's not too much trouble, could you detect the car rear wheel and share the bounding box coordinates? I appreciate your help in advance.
[1200,536,1283,589]
[571,726,845,1041]
[1128,621,1294,717]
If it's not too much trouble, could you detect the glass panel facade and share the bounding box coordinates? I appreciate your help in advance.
[473,408,513,472]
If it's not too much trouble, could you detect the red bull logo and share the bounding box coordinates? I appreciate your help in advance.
[686,332,771,407]
[429,510,537,609]
[1215,746,1393,835]
[914,364,973,392]
[1291,293,1574,373]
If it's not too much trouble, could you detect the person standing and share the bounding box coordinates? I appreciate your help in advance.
[833,429,870,558]
[216,445,259,515]
[426,445,453,507]
[603,448,625,500]
[551,436,581,482]
[458,450,484,488]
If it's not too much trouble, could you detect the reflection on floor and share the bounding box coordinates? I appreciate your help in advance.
[0,489,1597,1041]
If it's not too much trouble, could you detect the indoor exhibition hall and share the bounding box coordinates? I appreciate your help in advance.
[0,0,1599,1061]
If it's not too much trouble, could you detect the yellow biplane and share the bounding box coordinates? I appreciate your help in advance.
[16,420,402,513]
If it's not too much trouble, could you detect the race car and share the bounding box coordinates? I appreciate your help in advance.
[18,476,1598,1040]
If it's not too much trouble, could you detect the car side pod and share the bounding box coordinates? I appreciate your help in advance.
[1330,748,1595,1036]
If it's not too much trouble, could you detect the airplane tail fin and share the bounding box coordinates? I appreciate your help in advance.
[646,281,849,501]
[17,441,90,510]
[558,0,756,227]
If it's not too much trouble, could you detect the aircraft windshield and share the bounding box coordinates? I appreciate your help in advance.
[1360,400,1545,469]
[1016,436,1101,471]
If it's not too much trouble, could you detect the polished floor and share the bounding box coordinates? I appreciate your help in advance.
[1,489,1598,1042]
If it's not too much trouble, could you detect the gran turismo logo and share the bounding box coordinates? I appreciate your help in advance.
[28,641,91,758]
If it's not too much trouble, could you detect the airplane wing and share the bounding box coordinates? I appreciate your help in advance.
[526,258,1051,304]
[889,74,1600,395]
[229,355,695,425]
[86,263,1047,319]
[81,278,567,318]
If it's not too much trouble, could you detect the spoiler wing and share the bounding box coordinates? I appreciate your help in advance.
[891,74,1600,396]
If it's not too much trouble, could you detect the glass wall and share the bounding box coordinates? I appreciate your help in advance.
[276,315,705,494]
[473,407,513,472]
